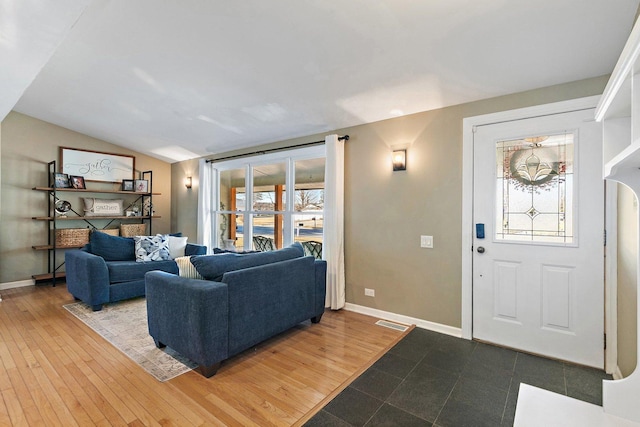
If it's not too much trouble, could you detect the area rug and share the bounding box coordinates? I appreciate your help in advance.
[63,298,197,381]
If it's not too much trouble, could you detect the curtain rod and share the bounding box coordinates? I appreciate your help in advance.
[206,135,349,163]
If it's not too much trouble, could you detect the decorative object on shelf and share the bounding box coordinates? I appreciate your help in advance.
[54,200,72,217]
[121,223,147,237]
[184,176,192,189]
[143,198,153,216]
[69,175,86,189]
[125,210,137,217]
[55,228,90,247]
[122,179,134,191]
[61,147,135,183]
[53,172,70,188]
[135,179,149,193]
[81,198,124,216]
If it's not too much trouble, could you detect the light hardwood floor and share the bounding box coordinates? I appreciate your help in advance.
[0,285,407,426]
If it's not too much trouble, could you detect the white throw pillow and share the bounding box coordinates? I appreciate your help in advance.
[167,235,188,259]
[134,234,171,262]
[174,256,204,279]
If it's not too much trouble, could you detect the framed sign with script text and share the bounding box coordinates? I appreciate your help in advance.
[60,147,135,183]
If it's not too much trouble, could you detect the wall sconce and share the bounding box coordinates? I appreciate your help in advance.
[392,149,406,171]
[185,176,192,189]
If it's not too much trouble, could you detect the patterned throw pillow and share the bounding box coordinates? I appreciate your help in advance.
[174,256,204,279]
[134,234,171,262]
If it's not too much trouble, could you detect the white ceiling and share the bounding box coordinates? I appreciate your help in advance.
[6,0,640,163]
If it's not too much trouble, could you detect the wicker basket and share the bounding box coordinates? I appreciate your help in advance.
[56,228,90,247]
[120,223,147,237]
[99,229,120,236]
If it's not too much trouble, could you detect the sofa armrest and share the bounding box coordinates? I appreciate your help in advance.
[145,271,229,368]
[185,243,207,256]
[314,260,327,318]
[65,249,110,310]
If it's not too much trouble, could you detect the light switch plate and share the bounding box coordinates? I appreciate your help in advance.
[421,235,433,248]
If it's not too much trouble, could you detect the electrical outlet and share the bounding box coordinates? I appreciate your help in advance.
[420,235,433,248]
[364,288,375,297]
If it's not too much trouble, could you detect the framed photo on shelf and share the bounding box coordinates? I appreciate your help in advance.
[53,173,70,188]
[121,179,134,191]
[135,179,149,193]
[69,175,86,189]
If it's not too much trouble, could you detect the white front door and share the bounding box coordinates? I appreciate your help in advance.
[472,108,604,368]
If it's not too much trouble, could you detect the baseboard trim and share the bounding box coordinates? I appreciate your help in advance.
[0,279,35,291]
[343,303,462,338]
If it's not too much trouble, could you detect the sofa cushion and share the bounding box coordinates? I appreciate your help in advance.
[107,259,178,283]
[90,231,135,261]
[191,242,304,282]
[134,234,171,262]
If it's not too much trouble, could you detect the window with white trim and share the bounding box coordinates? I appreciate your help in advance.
[213,146,325,253]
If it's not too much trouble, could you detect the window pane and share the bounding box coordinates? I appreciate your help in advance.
[495,133,574,243]
[220,168,245,212]
[253,163,286,211]
[252,214,283,250]
[234,214,244,249]
[218,212,232,248]
[294,158,325,213]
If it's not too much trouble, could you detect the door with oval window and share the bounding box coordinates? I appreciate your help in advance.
[472,109,604,368]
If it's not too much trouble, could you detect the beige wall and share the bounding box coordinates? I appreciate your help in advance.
[618,183,638,377]
[173,75,609,328]
[171,158,200,241]
[0,112,172,283]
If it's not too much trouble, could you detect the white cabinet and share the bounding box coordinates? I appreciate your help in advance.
[596,16,640,423]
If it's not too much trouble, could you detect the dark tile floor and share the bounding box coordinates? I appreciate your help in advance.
[305,328,612,427]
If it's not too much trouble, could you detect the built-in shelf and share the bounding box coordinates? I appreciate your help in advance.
[32,244,85,250]
[32,186,160,195]
[32,272,66,281]
[32,215,160,221]
[32,161,158,286]
[604,138,640,178]
[593,13,640,424]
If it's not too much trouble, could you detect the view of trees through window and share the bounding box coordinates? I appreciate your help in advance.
[215,155,325,255]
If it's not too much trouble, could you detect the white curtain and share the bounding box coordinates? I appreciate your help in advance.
[197,159,215,254]
[323,134,345,309]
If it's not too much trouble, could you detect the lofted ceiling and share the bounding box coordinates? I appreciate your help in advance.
[5,0,640,163]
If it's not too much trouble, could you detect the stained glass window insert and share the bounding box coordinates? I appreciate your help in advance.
[495,133,574,243]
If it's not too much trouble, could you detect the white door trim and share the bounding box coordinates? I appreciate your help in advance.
[461,96,613,369]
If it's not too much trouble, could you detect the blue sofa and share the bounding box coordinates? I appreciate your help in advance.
[145,243,327,377]
[65,231,206,311]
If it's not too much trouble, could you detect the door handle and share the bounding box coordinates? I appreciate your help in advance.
[477,246,485,254]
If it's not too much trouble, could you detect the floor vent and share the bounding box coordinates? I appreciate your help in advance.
[375,320,409,332]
